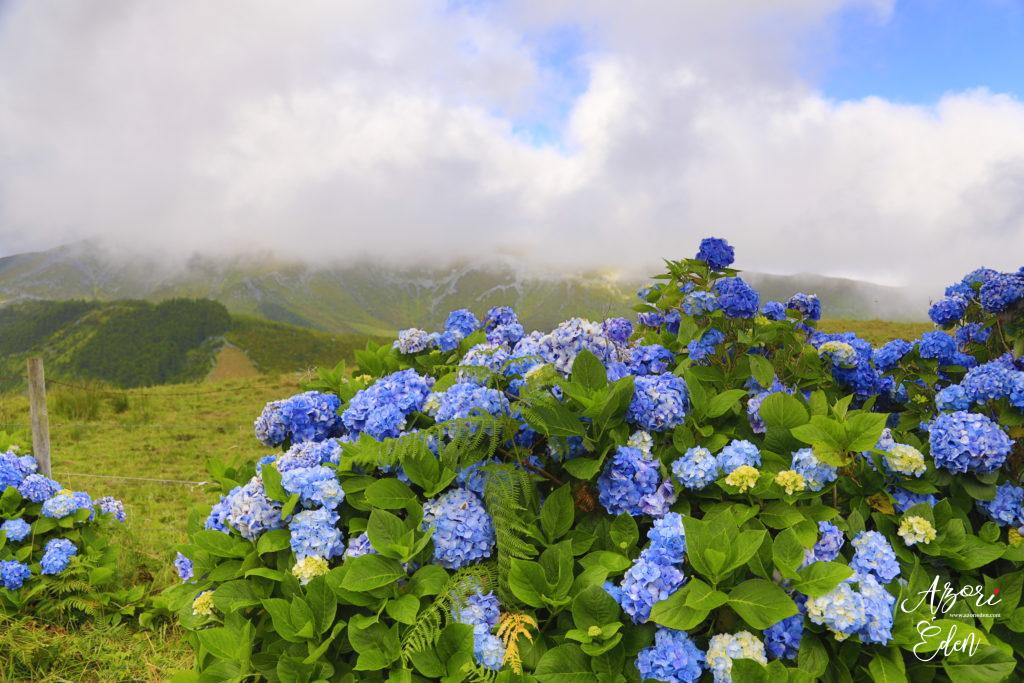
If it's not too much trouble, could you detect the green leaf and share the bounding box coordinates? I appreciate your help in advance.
[792,561,853,597]
[844,412,889,451]
[609,514,638,552]
[797,635,828,678]
[541,484,575,543]
[649,578,728,631]
[772,528,806,580]
[305,577,338,636]
[366,508,408,557]
[942,645,1016,683]
[508,559,548,608]
[364,479,417,509]
[572,585,621,629]
[192,530,249,558]
[534,644,599,683]
[760,392,810,430]
[867,648,906,683]
[385,594,420,625]
[749,354,776,388]
[572,349,608,391]
[706,389,748,418]
[340,555,406,592]
[261,464,288,502]
[197,627,241,662]
[727,579,798,629]
[256,529,291,554]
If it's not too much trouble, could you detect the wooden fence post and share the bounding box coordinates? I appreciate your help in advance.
[27,357,52,477]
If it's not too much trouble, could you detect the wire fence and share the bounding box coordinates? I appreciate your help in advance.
[55,471,211,488]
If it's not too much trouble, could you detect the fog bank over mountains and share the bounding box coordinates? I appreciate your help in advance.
[0,243,927,334]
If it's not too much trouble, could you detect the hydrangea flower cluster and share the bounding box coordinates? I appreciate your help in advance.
[786,292,822,321]
[706,631,768,683]
[288,507,344,561]
[254,391,343,446]
[421,488,495,569]
[626,373,690,432]
[790,448,837,491]
[206,478,283,541]
[978,482,1024,527]
[636,628,705,683]
[713,277,760,318]
[452,590,505,671]
[671,446,719,490]
[425,382,510,422]
[598,446,674,517]
[850,531,900,583]
[696,237,735,270]
[928,411,1012,474]
[606,513,687,622]
[342,369,434,440]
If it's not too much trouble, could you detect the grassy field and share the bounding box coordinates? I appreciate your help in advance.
[0,318,928,680]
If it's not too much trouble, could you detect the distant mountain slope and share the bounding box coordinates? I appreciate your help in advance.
[0,243,927,334]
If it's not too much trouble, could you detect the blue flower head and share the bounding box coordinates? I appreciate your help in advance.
[342,369,434,440]
[255,391,344,446]
[627,373,689,432]
[978,482,1024,528]
[41,538,77,575]
[224,478,285,541]
[17,474,61,503]
[716,440,761,475]
[791,448,837,492]
[344,532,376,559]
[459,343,510,382]
[610,554,686,623]
[426,382,510,423]
[422,488,495,569]
[928,296,968,326]
[1,518,31,543]
[672,446,720,490]
[538,318,618,376]
[850,531,900,584]
[764,614,803,660]
[598,446,665,516]
[636,628,705,683]
[917,331,959,365]
[812,521,845,562]
[929,411,1012,474]
[628,344,675,375]
[394,328,432,354]
[683,291,720,316]
[95,496,126,522]
[696,237,735,269]
[281,466,345,510]
[786,293,822,321]
[857,573,895,644]
[289,507,344,561]
[687,329,725,363]
[979,273,1024,312]
[486,322,525,348]
[445,309,481,338]
[713,277,760,319]
[890,487,937,513]
[602,317,633,344]
[645,512,687,565]
[637,311,665,328]
[873,339,913,372]
[174,552,194,582]
[0,560,31,590]
[0,451,36,490]
[761,301,786,321]
[955,323,990,348]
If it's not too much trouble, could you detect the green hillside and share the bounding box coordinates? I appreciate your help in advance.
[0,299,381,390]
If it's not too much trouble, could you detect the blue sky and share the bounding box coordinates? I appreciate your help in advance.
[817,0,1024,102]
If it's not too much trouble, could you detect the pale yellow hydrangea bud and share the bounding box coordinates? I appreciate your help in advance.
[192,590,216,616]
[725,465,760,493]
[292,556,330,585]
[898,516,936,546]
[774,470,806,495]
[885,444,926,477]
[1009,527,1023,546]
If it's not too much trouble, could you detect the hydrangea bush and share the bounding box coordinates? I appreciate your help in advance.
[166,238,1024,682]
[0,442,133,623]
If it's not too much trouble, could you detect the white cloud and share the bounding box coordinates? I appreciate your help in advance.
[0,0,1022,292]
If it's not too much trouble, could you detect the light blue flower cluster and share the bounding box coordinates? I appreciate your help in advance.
[206,478,284,541]
[40,538,77,575]
[716,440,761,475]
[598,446,674,516]
[764,613,803,660]
[344,532,375,559]
[810,521,845,562]
[683,291,719,316]
[857,572,895,644]
[421,488,495,569]
[890,487,937,513]
[696,237,735,270]
[342,369,434,440]
[394,328,432,354]
[979,273,1024,312]
[458,343,511,382]
[281,466,345,510]
[288,507,344,560]
[536,318,619,376]
[606,552,685,623]
[426,382,510,423]
[850,531,900,584]
[671,446,719,490]
[1,518,31,542]
[18,473,61,503]
[917,331,962,365]
[41,491,93,519]
[786,293,822,321]
[174,552,194,582]
[955,323,990,348]
[809,332,883,398]
[872,339,913,372]
[627,344,675,375]
[761,301,786,320]
[713,277,760,318]
[636,627,705,683]
[790,448,837,491]
[928,411,1012,474]
[1,560,32,590]
[706,632,768,683]
[446,308,481,338]
[645,512,687,565]
[939,357,1024,410]
[96,496,126,522]
[687,329,725,363]
[0,450,36,490]
[602,317,633,344]
[452,590,505,671]
[254,391,344,446]
[978,482,1024,527]
[276,439,342,471]
[806,581,865,640]
[929,295,968,326]
[627,373,689,432]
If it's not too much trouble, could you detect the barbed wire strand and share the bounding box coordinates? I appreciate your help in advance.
[56,471,211,487]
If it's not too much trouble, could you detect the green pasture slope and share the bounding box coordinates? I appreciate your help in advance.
[0,317,925,680]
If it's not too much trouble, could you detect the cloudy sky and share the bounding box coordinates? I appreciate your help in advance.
[1,0,1023,288]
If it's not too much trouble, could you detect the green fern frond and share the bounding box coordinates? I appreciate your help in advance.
[483,465,540,605]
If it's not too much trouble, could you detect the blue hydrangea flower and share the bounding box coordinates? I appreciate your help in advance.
[791,448,837,491]
[0,560,31,590]
[288,507,344,560]
[344,532,376,559]
[483,306,518,331]
[683,291,720,316]
[716,440,761,475]
[453,590,501,633]
[538,318,618,376]
[663,310,682,335]
[961,358,1024,404]
[627,344,675,375]
[422,488,495,569]
[224,478,285,541]
[506,331,546,377]
[935,385,971,411]
[872,339,913,372]
[473,633,506,671]
[979,273,1024,312]
[17,474,61,503]
[636,627,705,683]
[609,554,686,623]
[761,301,786,321]
[637,311,665,328]
[745,381,793,434]
[394,328,432,354]
[42,491,92,519]
[426,382,510,423]
[445,309,481,338]
[955,323,991,348]
[713,277,760,318]
[278,439,342,470]
[705,632,768,683]
[764,614,803,660]
[602,317,633,344]
[430,330,461,352]
[978,482,1024,527]
[1,518,31,542]
[812,522,845,562]
[929,411,1012,474]
[918,331,959,364]
[95,496,126,522]
[205,489,234,533]
[40,538,77,575]
[254,400,288,446]
[627,373,689,432]
[857,573,895,644]
[806,582,867,639]
[174,552,194,582]
[0,451,36,490]
[672,446,720,490]
[696,237,735,269]
[687,329,725,363]
[342,369,434,440]
[645,512,687,565]
[928,296,968,326]
[281,466,345,509]
[254,391,343,446]
[486,322,525,348]
[850,531,900,584]
[786,293,822,321]
[890,487,937,513]
[459,343,511,382]
[598,446,662,516]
